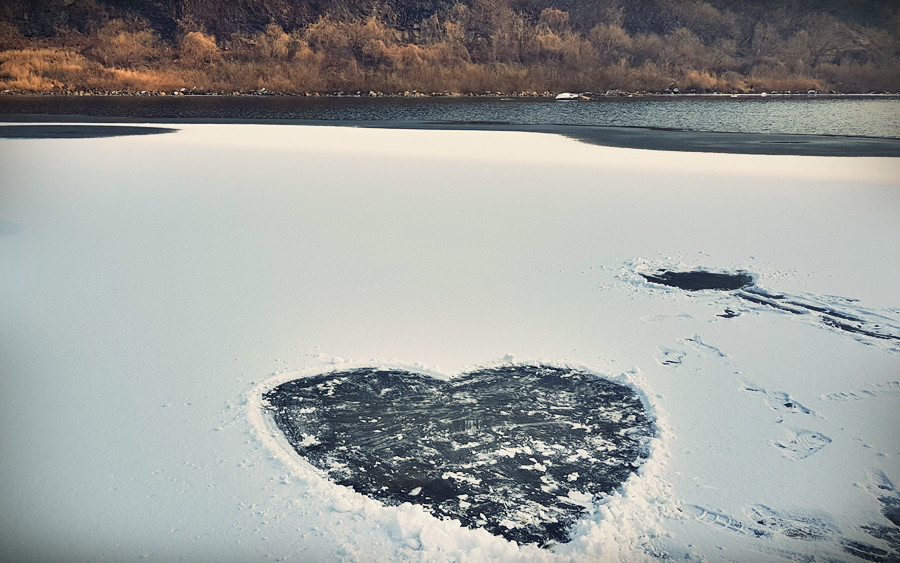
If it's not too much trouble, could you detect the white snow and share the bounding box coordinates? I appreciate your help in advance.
[1,122,898,562]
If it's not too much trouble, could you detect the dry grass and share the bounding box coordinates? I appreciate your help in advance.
[0,45,871,96]
[0,48,94,91]
[746,69,825,93]
[681,69,719,91]
[816,63,900,93]
[1,7,897,95]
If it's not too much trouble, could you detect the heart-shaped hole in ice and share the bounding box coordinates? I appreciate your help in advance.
[263,365,654,545]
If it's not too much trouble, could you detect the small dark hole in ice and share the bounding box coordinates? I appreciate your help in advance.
[640,270,755,291]
[263,365,655,545]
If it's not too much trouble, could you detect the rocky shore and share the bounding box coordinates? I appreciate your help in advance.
[3,87,897,99]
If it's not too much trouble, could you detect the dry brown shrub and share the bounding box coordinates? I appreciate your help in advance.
[746,69,825,93]
[179,31,220,65]
[484,10,530,63]
[816,62,900,92]
[666,28,708,69]
[625,62,672,91]
[630,33,667,67]
[456,62,531,93]
[533,29,566,60]
[681,69,718,91]
[369,42,472,91]
[589,23,632,66]
[87,19,160,68]
[361,38,392,67]
[303,16,351,62]
[672,1,738,44]
[200,60,261,91]
[230,25,304,63]
[558,34,596,70]
[717,71,750,93]
[420,42,470,67]
[100,67,185,91]
[538,9,570,33]
[0,48,92,91]
[257,24,294,60]
[703,38,738,73]
[530,22,594,68]
[749,22,785,63]
[799,13,858,67]
[279,57,328,93]
[304,15,395,69]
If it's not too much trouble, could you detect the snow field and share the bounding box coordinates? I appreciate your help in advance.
[1,123,898,561]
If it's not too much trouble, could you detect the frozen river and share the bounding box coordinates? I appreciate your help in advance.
[1,122,898,561]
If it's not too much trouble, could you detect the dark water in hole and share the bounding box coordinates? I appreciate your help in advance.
[2,95,898,138]
[640,270,754,291]
[263,365,654,545]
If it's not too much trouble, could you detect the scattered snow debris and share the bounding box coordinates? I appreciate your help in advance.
[563,490,593,507]
[332,496,354,513]
[519,459,548,472]
[298,434,320,447]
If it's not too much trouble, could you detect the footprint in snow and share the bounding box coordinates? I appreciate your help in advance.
[633,267,900,351]
[822,381,900,403]
[744,384,816,418]
[682,334,727,358]
[821,390,878,402]
[842,537,898,563]
[746,504,833,541]
[774,429,832,460]
[655,347,686,367]
[683,504,769,537]
[655,335,729,368]
[873,381,900,396]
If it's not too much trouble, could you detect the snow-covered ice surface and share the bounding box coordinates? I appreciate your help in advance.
[1,123,898,561]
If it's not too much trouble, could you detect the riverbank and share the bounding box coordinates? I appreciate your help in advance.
[4,3,900,98]
[4,87,899,98]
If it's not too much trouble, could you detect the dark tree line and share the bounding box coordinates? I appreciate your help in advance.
[4,0,897,43]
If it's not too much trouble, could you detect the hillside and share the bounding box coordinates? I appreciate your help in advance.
[1,0,899,94]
